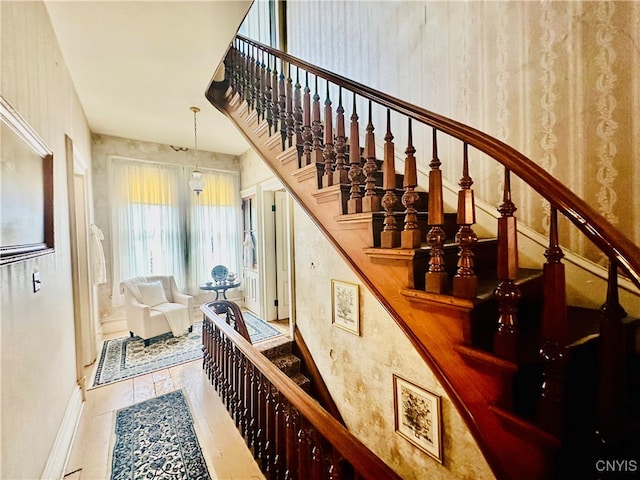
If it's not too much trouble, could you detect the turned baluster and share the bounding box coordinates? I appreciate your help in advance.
[328,450,343,480]
[285,65,295,149]
[241,356,252,439]
[425,128,447,292]
[230,344,240,423]
[265,55,273,134]
[322,82,335,188]
[493,168,521,360]
[310,442,324,480]
[274,399,287,479]
[247,363,258,449]
[236,352,247,430]
[596,260,629,447]
[256,51,266,122]
[311,77,324,165]
[248,46,256,113]
[380,109,399,248]
[362,101,380,212]
[255,373,268,469]
[237,43,246,103]
[302,73,313,166]
[453,143,478,298]
[271,61,280,135]
[332,87,349,185]
[264,385,278,476]
[293,68,304,163]
[224,45,234,92]
[279,65,288,149]
[537,207,569,436]
[401,119,421,248]
[296,425,311,480]
[347,94,363,214]
[284,408,299,480]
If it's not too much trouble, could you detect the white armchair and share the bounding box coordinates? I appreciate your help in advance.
[121,275,194,346]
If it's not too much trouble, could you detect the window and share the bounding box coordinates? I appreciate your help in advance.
[109,158,240,303]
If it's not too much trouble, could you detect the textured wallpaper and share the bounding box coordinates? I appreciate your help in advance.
[287,0,640,267]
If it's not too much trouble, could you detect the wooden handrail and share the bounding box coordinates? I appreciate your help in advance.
[200,302,402,480]
[234,34,640,288]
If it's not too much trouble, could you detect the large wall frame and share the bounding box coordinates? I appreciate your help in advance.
[0,95,54,264]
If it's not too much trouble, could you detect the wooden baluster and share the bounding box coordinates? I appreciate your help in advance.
[274,399,287,479]
[453,143,478,298]
[302,73,313,166]
[247,46,256,113]
[596,260,629,447]
[332,87,349,185]
[493,168,521,360]
[293,68,304,163]
[265,384,277,476]
[279,64,288,149]
[328,450,343,480]
[380,109,399,248]
[256,51,265,122]
[285,408,299,480]
[271,61,280,135]
[241,357,252,440]
[202,317,210,373]
[362,101,380,212]
[285,64,295,149]
[236,351,247,431]
[296,425,311,480]
[425,128,448,292]
[230,344,239,423]
[537,207,569,436]
[247,363,258,449]
[322,82,335,188]
[255,373,267,469]
[401,119,421,248]
[310,442,324,480]
[311,76,324,165]
[237,43,245,103]
[265,56,273,134]
[347,94,363,214]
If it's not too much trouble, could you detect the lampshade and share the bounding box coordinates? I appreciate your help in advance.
[189,169,204,195]
[190,106,203,196]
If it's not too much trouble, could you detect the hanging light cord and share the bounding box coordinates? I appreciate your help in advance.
[191,106,200,170]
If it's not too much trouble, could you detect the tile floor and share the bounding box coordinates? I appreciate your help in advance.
[64,326,266,480]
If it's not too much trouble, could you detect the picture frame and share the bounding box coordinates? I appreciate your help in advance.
[393,374,442,463]
[0,95,55,265]
[331,279,360,336]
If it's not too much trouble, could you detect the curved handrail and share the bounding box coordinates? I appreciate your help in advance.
[209,300,251,342]
[200,302,402,480]
[235,34,640,288]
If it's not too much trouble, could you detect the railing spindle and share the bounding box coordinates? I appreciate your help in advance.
[332,87,349,185]
[347,94,363,214]
[265,55,274,134]
[322,82,335,188]
[401,119,421,248]
[494,168,521,360]
[302,73,312,166]
[285,65,295,149]
[279,65,288,149]
[271,61,280,135]
[537,207,569,436]
[362,100,380,212]
[294,68,304,162]
[596,260,629,447]
[381,109,399,248]
[453,143,478,298]
[425,128,447,292]
[311,76,324,165]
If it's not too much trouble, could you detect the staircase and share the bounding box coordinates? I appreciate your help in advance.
[206,36,640,480]
[258,337,311,393]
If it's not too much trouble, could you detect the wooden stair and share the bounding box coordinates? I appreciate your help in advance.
[205,37,640,480]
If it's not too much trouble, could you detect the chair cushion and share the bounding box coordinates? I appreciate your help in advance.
[137,280,168,307]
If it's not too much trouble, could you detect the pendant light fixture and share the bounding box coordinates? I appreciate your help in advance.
[188,106,204,196]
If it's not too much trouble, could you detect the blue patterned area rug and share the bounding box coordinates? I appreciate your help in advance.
[242,311,283,343]
[110,389,211,480]
[93,313,283,387]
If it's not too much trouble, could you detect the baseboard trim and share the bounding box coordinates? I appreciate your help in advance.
[41,384,84,480]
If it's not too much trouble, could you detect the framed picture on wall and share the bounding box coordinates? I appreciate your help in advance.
[0,96,55,265]
[393,374,442,463]
[331,279,360,336]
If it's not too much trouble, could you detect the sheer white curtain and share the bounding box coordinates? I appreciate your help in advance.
[110,160,186,304]
[187,171,241,294]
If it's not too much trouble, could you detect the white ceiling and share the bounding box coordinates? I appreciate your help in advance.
[45,0,252,156]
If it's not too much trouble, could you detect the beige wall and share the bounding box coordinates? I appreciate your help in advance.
[1,2,92,478]
[287,0,640,270]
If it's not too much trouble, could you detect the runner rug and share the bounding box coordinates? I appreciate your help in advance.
[94,313,283,387]
[110,389,211,480]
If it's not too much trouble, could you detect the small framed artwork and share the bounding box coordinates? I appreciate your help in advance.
[393,375,442,463]
[331,279,360,336]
